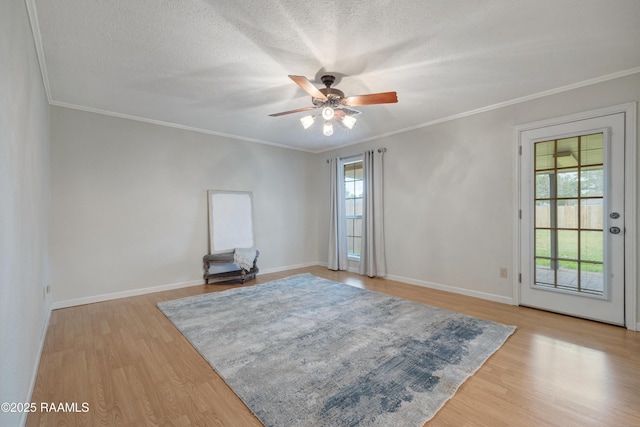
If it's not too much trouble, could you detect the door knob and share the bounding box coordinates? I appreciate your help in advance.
[609,226,621,234]
[610,212,620,219]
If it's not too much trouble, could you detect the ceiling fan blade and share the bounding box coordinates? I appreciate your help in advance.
[268,106,318,117]
[289,75,328,100]
[341,92,398,107]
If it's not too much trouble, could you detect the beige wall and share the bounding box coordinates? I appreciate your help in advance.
[50,73,638,320]
[50,107,318,304]
[47,73,640,324]
[0,0,51,424]
[316,73,640,324]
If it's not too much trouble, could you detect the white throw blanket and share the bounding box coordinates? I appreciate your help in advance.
[234,248,256,271]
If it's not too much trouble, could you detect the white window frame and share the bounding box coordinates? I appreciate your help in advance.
[343,155,363,260]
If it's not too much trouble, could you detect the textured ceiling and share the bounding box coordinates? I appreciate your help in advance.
[29,0,640,152]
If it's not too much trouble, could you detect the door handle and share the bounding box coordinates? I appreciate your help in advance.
[609,226,621,234]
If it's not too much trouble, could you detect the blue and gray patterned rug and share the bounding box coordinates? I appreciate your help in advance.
[158,273,515,426]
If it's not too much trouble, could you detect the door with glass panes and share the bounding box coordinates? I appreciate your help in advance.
[519,112,625,325]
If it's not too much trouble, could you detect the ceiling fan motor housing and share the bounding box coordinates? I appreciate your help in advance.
[269,73,396,118]
[313,76,344,106]
[313,89,344,106]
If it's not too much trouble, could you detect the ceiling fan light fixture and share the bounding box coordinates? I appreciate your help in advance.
[300,115,315,129]
[341,115,357,129]
[321,106,335,120]
[323,120,334,136]
[269,74,397,138]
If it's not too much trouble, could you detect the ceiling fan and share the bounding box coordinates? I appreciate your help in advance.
[269,75,398,136]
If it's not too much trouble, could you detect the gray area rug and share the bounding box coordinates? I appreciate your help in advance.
[158,273,515,427]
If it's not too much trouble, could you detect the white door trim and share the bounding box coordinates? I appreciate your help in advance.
[513,102,637,330]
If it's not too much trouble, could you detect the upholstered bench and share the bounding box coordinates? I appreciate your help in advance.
[202,250,259,284]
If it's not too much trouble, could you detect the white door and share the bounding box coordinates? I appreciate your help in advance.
[519,112,625,325]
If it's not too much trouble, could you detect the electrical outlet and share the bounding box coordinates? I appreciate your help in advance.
[499,268,508,278]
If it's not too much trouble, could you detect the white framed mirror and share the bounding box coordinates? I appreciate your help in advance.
[207,190,255,254]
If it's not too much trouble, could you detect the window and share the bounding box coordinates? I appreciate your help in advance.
[534,133,604,295]
[344,159,363,258]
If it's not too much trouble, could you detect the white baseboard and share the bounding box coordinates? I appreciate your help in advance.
[386,273,515,305]
[315,263,513,305]
[51,279,203,309]
[260,261,319,274]
[51,262,320,310]
[22,301,52,426]
[51,263,515,310]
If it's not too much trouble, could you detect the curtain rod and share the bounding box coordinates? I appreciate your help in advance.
[325,148,387,163]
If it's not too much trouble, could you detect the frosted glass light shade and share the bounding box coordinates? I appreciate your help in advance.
[322,106,335,120]
[323,120,334,136]
[342,115,357,129]
[300,115,315,129]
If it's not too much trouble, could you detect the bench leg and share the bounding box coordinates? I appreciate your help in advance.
[203,259,210,284]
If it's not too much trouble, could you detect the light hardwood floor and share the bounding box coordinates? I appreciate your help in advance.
[27,266,640,426]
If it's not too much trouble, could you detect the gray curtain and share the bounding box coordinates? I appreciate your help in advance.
[328,157,348,270]
[359,149,386,277]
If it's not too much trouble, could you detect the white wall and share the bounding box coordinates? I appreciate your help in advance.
[0,0,51,425]
[317,73,640,321]
[50,107,318,304]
